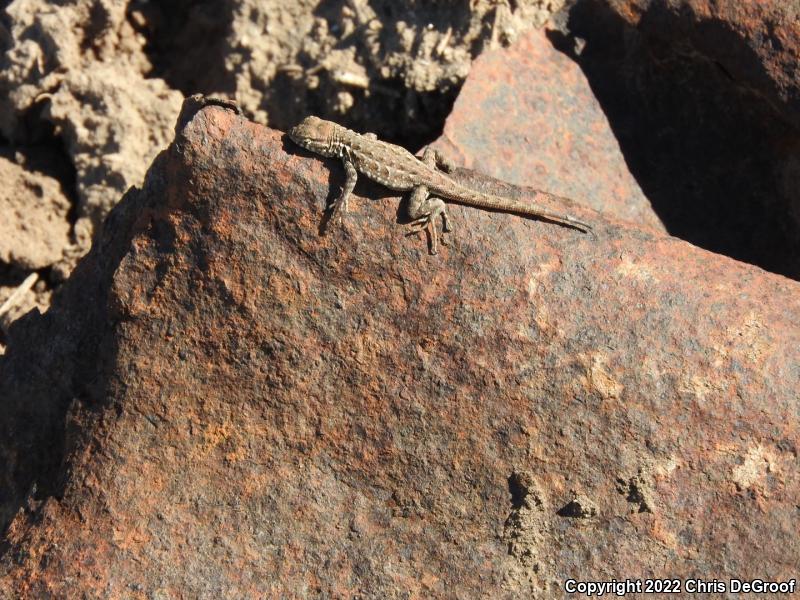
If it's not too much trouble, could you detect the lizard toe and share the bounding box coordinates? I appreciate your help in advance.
[407,215,431,233]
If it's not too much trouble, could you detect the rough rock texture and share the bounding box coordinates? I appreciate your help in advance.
[0,0,568,332]
[565,0,800,279]
[1,105,798,597]
[606,0,800,130]
[0,154,71,269]
[434,28,663,231]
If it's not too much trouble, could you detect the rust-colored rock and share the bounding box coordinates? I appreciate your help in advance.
[606,0,800,130]
[1,104,799,597]
[435,28,663,231]
[564,0,800,280]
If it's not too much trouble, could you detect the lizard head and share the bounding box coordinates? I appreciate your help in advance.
[288,116,337,156]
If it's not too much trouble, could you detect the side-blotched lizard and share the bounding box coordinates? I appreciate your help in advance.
[288,116,591,253]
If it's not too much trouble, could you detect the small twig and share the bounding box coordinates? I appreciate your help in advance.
[332,70,370,89]
[435,27,453,57]
[0,272,39,330]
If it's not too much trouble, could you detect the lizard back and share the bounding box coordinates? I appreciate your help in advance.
[333,128,448,192]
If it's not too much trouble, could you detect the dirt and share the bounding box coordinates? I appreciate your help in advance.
[0,148,71,350]
[140,0,564,144]
[0,152,71,270]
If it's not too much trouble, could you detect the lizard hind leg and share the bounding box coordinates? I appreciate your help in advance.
[420,146,457,173]
[407,184,451,254]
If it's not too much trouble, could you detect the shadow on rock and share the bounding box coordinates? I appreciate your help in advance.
[551,0,800,279]
[0,180,153,543]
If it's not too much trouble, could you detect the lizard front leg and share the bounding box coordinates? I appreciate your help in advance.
[329,157,358,221]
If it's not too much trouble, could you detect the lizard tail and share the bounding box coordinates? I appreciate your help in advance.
[441,182,591,233]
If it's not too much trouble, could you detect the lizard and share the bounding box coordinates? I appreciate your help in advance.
[288,116,591,254]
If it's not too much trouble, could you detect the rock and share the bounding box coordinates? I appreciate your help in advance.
[565,0,800,279]
[1,104,798,596]
[605,0,800,130]
[435,28,663,231]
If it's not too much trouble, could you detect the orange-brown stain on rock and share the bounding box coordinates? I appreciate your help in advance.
[1,103,799,596]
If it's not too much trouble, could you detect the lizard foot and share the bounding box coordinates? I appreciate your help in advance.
[407,198,451,254]
[328,196,349,222]
[407,214,449,254]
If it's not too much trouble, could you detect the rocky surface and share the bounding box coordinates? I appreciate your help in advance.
[0,0,566,335]
[0,104,798,597]
[434,29,663,231]
[565,0,800,278]
[2,0,800,593]
[606,0,800,130]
